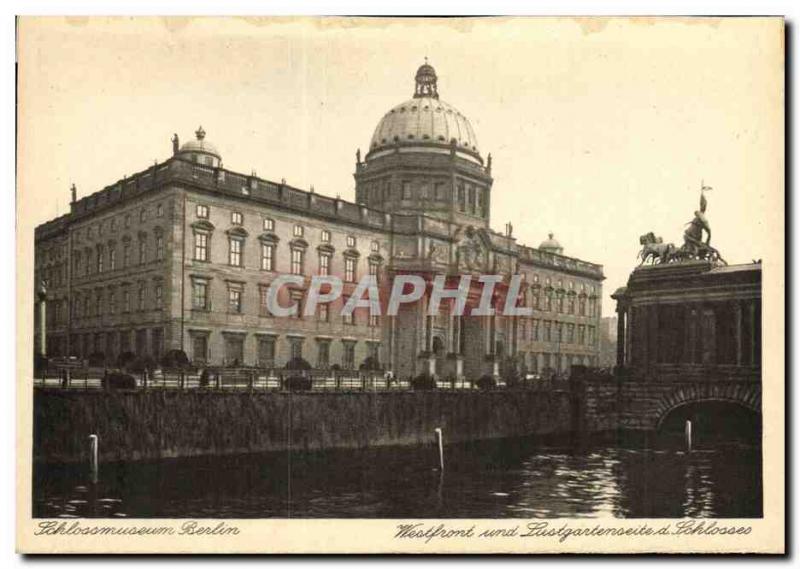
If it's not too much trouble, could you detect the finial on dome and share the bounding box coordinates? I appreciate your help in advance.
[414,59,438,99]
[195,126,206,141]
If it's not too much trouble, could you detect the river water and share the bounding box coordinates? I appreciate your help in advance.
[33,438,761,519]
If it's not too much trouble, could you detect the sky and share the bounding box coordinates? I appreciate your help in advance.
[17,17,783,316]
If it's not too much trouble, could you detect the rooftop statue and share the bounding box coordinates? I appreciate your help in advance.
[637,183,727,266]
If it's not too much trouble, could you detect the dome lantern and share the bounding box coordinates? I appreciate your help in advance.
[414,58,439,99]
[540,233,564,255]
[175,125,222,167]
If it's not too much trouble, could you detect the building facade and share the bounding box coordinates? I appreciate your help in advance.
[33,63,604,378]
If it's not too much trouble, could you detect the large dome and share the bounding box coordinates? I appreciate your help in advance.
[366,61,481,163]
[369,97,479,154]
[175,126,221,166]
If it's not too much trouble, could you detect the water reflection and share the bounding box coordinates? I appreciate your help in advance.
[34,438,762,519]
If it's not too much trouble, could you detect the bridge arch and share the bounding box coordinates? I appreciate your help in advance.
[653,382,761,431]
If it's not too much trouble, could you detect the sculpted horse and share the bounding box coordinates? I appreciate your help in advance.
[638,232,676,265]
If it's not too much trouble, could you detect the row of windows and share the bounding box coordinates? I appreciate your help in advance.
[520,352,599,374]
[196,203,378,251]
[530,274,598,294]
[528,290,600,317]
[190,279,379,327]
[192,333,379,370]
[74,202,166,242]
[195,234,380,280]
[71,281,164,319]
[73,234,165,277]
[518,319,598,346]
[65,328,165,360]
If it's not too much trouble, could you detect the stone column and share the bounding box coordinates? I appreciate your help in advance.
[748,300,757,366]
[734,300,743,366]
[616,306,626,368]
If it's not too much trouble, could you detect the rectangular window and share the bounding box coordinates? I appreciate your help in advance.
[156,203,163,217]
[289,338,303,360]
[435,182,445,200]
[109,248,116,270]
[154,283,163,309]
[318,303,329,322]
[319,253,330,276]
[258,336,275,367]
[321,229,331,243]
[345,257,356,282]
[96,291,103,316]
[293,224,304,238]
[263,218,275,231]
[369,314,379,328]
[139,209,147,222]
[468,186,475,214]
[192,280,208,310]
[138,240,147,264]
[109,289,117,314]
[261,243,274,271]
[194,233,208,261]
[224,335,244,366]
[346,235,356,248]
[371,240,380,253]
[567,323,575,344]
[123,289,131,313]
[342,308,354,326]
[342,341,355,369]
[229,237,243,266]
[137,282,145,310]
[369,261,379,283]
[228,286,243,313]
[291,248,304,275]
[123,245,130,268]
[317,341,330,369]
[457,183,465,212]
[231,211,243,225]
[196,204,209,219]
[402,181,411,200]
[156,236,164,260]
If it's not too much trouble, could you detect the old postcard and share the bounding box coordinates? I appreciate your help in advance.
[15,16,784,554]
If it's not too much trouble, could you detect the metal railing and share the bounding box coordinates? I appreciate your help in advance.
[33,367,571,393]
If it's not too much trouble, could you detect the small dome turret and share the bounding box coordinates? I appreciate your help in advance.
[175,126,222,167]
[539,233,564,255]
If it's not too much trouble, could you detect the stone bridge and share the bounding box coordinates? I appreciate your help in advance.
[576,367,761,433]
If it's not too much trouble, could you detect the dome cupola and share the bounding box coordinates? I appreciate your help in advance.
[539,233,564,255]
[173,126,222,167]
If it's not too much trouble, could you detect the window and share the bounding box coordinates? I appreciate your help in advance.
[401,181,411,200]
[138,240,147,264]
[231,211,243,225]
[567,323,575,343]
[369,260,379,282]
[579,295,587,316]
[345,257,357,283]
[289,338,303,360]
[346,235,356,248]
[420,182,429,200]
[109,289,117,314]
[370,314,379,327]
[95,291,103,316]
[109,247,116,270]
[123,244,131,268]
[319,253,330,276]
[259,286,270,316]
[317,341,330,368]
[588,326,596,346]
[321,229,331,243]
[228,285,243,313]
[342,306,354,326]
[291,248,304,275]
[367,342,380,362]
[151,328,164,360]
[258,336,275,367]
[261,243,274,271]
[196,204,209,219]
[154,283,163,309]
[192,280,208,310]
[477,188,485,216]
[194,233,208,261]
[229,237,243,266]
[110,218,117,231]
[263,218,275,231]
[578,325,586,345]
[137,282,146,310]
[123,288,131,312]
[96,247,104,273]
[293,224,304,238]
[155,235,164,261]
[318,303,329,322]
[435,182,445,200]
[224,335,244,366]
[342,341,356,369]
[543,320,551,342]
[156,203,163,217]
[371,240,380,253]
[457,182,466,212]
[124,215,131,228]
[139,208,147,222]
[468,186,475,214]
[532,319,540,341]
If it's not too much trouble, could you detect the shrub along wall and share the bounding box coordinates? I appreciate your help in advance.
[33,389,574,463]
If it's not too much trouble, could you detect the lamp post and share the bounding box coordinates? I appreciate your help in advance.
[37,279,47,359]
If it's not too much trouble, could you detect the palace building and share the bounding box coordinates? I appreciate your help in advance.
[33,62,604,379]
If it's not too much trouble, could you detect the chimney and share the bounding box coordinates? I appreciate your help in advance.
[171,133,179,155]
[70,183,77,204]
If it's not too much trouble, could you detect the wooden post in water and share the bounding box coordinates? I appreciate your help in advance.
[88,434,99,484]
[434,427,444,472]
[685,419,692,453]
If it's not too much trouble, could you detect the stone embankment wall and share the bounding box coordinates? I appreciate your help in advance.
[34,389,574,463]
